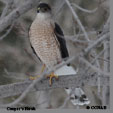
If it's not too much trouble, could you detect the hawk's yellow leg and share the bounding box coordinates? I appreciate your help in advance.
[29,65,59,86]
[46,72,59,86]
[29,64,45,80]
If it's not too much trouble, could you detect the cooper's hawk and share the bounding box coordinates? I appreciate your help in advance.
[29,3,90,106]
[29,3,69,83]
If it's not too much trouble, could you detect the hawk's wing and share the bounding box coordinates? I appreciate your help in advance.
[54,23,69,59]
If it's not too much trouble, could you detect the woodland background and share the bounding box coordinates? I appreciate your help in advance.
[0,0,110,109]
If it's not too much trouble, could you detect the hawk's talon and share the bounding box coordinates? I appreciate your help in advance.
[29,75,40,80]
[46,72,58,86]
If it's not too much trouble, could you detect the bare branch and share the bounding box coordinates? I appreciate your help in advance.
[102,33,110,106]
[91,47,109,63]
[0,0,14,19]
[0,72,45,107]
[0,0,40,33]
[84,33,109,53]
[84,47,109,73]
[0,73,109,100]
[0,22,15,40]
[65,0,90,41]
[80,57,110,76]
[53,0,65,18]
[71,3,98,13]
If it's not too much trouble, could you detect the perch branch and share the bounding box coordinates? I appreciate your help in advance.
[0,73,109,99]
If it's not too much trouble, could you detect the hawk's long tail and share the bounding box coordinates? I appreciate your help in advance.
[55,65,90,106]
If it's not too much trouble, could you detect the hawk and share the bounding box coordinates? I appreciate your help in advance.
[29,3,90,106]
[29,3,69,84]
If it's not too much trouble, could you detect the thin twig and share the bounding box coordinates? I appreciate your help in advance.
[0,22,15,40]
[0,0,14,19]
[80,57,110,76]
[84,33,109,53]
[53,0,65,18]
[65,0,90,41]
[84,47,109,73]
[71,3,98,13]
[0,0,40,33]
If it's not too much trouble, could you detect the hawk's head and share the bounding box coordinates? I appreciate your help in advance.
[37,3,51,13]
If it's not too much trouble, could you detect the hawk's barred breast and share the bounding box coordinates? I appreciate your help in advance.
[29,18,62,69]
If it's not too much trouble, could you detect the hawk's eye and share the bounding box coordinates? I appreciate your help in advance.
[41,7,48,12]
[44,7,48,11]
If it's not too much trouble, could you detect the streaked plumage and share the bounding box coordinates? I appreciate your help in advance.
[29,4,69,69]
